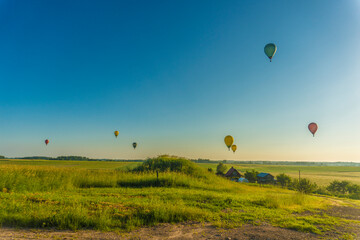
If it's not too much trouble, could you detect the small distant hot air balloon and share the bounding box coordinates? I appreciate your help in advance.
[264,43,277,62]
[231,145,237,153]
[45,139,49,145]
[308,123,318,137]
[224,135,234,151]
[132,142,137,149]
[114,131,119,138]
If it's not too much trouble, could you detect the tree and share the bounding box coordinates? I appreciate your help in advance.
[244,170,259,183]
[0,155,4,159]
[327,180,351,194]
[347,184,360,194]
[216,162,227,175]
[208,168,214,173]
[293,178,317,194]
[327,181,360,194]
[276,173,291,188]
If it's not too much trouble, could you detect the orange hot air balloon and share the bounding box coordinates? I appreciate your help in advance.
[308,123,318,137]
[45,139,49,145]
[114,131,119,138]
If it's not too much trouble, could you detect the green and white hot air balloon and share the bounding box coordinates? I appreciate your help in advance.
[264,43,277,62]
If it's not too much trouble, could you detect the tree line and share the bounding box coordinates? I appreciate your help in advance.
[0,156,144,162]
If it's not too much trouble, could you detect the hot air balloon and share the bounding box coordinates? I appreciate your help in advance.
[114,131,119,138]
[264,43,277,62]
[308,123,318,137]
[132,142,137,149]
[231,145,237,153]
[45,139,49,145]
[224,135,234,151]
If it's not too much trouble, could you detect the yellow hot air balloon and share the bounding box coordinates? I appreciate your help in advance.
[114,131,119,138]
[231,145,237,153]
[224,135,234,151]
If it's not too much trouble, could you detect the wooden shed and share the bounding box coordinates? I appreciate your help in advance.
[224,167,243,179]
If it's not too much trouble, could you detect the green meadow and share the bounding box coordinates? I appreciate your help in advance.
[0,159,136,169]
[0,157,359,238]
[2,158,359,186]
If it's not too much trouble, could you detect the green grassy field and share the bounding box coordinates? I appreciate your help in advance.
[0,157,359,238]
[2,159,360,186]
[0,159,138,169]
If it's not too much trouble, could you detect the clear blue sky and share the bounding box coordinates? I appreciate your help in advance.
[1,0,360,161]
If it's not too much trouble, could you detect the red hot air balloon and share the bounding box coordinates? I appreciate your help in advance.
[45,139,49,145]
[308,123,318,137]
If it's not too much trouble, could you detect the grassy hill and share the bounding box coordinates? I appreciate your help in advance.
[0,156,359,238]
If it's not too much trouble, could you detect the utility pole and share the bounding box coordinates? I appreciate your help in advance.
[298,170,301,193]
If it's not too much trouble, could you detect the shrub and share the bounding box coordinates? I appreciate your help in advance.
[326,180,351,194]
[292,178,317,194]
[349,192,360,200]
[276,173,291,188]
[314,186,331,196]
[244,170,259,183]
[326,181,360,197]
[216,162,227,175]
[347,183,360,194]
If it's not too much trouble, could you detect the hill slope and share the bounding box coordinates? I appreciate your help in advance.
[0,156,359,239]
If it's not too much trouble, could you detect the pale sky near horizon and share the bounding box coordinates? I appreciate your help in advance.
[1,0,360,161]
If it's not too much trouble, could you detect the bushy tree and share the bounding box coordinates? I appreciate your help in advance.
[292,178,317,194]
[132,155,206,178]
[347,184,360,194]
[327,180,351,194]
[327,180,360,195]
[276,173,291,188]
[216,162,227,175]
[244,170,259,183]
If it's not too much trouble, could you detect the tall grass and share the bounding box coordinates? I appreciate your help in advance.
[0,156,347,234]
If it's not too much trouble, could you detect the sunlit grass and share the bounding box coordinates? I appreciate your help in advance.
[0,157,358,235]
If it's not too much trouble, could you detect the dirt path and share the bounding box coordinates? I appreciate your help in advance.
[0,223,319,240]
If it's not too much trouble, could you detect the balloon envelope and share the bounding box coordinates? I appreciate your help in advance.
[45,139,49,145]
[132,142,137,149]
[114,131,119,138]
[308,123,318,136]
[264,43,277,62]
[224,135,234,150]
[231,145,237,153]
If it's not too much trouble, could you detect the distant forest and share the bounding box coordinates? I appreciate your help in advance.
[192,159,360,167]
[0,156,143,162]
[0,156,360,166]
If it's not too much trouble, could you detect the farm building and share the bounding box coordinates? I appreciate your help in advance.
[224,167,243,179]
[257,172,275,184]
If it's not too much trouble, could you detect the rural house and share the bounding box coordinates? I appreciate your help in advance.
[224,167,243,180]
[257,172,275,184]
